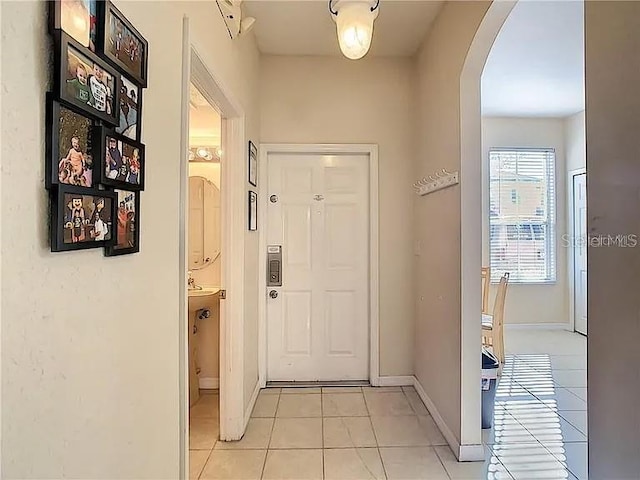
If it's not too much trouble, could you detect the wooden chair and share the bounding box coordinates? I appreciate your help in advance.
[481,267,491,314]
[482,272,510,364]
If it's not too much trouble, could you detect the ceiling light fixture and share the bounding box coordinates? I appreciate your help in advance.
[329,0,380,60]
[189,147,222,162]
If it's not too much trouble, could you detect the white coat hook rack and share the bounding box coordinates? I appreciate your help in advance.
[413,168,459,196]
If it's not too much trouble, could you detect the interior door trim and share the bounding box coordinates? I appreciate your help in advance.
[567,168,586,335]
[257,144,380,386]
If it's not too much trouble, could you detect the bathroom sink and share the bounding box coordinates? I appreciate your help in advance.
[188,286,221,310]
[188,286,220,297]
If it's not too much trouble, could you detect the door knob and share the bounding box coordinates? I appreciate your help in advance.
[269,290,278,299]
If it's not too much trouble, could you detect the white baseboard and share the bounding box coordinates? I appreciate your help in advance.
[504,323,570,330]
[458,444,485,462]
[243,380,261,431]
[199,377,219,389]
[377,375,415,387]
[413,376,485,462]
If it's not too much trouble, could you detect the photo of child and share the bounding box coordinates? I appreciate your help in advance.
[57,105,93,187]
[114,190,137,250]
[105,135,143,187]
[62,192,112,244]
[65,46,115,116]
[107,8,145,79]
[59,0,97,51]
[116,75,139,140]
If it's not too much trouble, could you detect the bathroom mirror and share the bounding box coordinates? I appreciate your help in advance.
[189,176,221,270]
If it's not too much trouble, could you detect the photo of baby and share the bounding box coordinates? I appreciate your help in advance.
[116,75,139,140]
[62,192,113,244]
[105,135,142,186]
[57,105,93,187]
[65,45,115,117]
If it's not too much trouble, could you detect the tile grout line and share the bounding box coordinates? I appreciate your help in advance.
[363,389,389,480]
[260,391,281,480]
[196,446,215,480]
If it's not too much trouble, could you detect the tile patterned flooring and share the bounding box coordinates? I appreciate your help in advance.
[190,329,587,479]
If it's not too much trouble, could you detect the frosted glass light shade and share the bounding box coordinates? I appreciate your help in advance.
[334,2,379,60]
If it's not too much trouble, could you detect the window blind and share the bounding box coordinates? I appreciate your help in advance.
[489,148,556,283]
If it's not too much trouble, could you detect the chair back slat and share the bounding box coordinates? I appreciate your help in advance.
[493,272,510,330]
[481,267,491,314]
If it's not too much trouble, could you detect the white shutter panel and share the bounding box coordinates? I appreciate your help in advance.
[489,148,556,283]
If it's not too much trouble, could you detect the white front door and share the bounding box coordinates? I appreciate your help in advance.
[573,173,587,336]
[266,153,370,381]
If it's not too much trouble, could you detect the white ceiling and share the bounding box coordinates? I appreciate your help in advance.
[189,84,221,147]
[481,0,585,118]
[244,0,443,57]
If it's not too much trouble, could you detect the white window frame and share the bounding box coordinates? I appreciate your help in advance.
[488,147,557,284]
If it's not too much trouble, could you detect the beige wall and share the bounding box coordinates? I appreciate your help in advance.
[259,55,415,376]
[414,0,491,444]
[585,1,640,477]
[0,1,260,477]
[565,110,586,172]
[481,117,569,325]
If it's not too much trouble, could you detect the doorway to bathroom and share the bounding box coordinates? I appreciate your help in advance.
[179,30,248,477]
[187,81,223,455]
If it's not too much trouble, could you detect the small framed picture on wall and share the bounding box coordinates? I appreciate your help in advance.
[49,0,99,52]
[54,31,120,125]
[248,191,257,231]
[97,0,149,87]
[94,128,145,190]
[116,73,143,141]
[51,185,116,252]
[248,141,258,187]
[105,189,140,256]
[45,94,96,189]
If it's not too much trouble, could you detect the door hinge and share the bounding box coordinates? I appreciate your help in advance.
[219,289,227,300]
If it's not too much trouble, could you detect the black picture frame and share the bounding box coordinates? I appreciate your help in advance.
[97,0,149,87]
[248,191,257,231]
[54,30,120,126]
[248,141,258,187]
[49,0,99,52]
[94,127,145,191]
[51,184,117,252]
[45,93,97,190]
[115,72,143,142]
[105,188,140,256]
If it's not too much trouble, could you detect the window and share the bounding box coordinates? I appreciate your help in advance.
[489,148,556,283]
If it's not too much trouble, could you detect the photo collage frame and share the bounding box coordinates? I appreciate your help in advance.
[47,0,148,254]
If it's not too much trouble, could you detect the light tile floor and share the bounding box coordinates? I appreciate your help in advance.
[190,329,587,479]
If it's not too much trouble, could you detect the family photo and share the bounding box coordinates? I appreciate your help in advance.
[116,75,140,140]
[62,191,113,245]
[106,189,139,255]
[47,99,95,188]
[105,3,147,84]
[104,134,144,189]
[50,1,146,254]
[65,43,116,117]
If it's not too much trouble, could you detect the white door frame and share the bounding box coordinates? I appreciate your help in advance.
[567,167,586,333]
[179,17,247,480]
[257,144,380,386]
